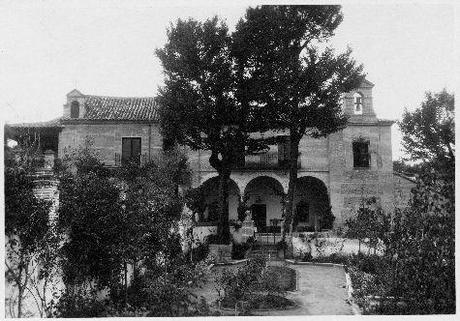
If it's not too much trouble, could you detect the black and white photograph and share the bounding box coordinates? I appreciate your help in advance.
[2,0,455,318]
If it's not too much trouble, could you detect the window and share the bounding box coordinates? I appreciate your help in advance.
[353,92,363,115]
[353,141,370,168]
[122,137,141,166]
[70,101,80,118]
[277,136,290,167]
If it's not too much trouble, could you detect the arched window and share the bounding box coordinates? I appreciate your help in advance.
[70,101,80,118]
[353,92,363,115]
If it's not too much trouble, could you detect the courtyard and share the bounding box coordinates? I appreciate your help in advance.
[194,260,354,316]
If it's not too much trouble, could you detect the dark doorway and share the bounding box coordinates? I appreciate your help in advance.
[251,204,267,233]
[294,201,312,232]
[122,137,141,166]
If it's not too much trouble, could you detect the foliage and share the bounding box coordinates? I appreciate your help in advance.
[232,5,365,235]
[124,260,209,317]
[55,140,203,316]
[57,143,124,288]
[320,205,335,230]
[231,240,252,260]
[392,159,420,176]
[399,89,454,172]
[4,128,45,171]
[261,266,296,293]
[156,16,267,244]
[184,186,207,222]
[52,287,106,318]
[276,240,288,251]
[383,175,455,314]
[215,257,266,305]
[5,134,53,318]
[190,241,210,263]
[237,194,251,222]
[345,197,390,254]
[345,173,455,314]
[215,258,296,312]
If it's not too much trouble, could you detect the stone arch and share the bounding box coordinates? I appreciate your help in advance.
[353,91,364,115]
[244,176,286,233]
[293,176,332,232]
[198,176,241,223]
[238,172,288,195]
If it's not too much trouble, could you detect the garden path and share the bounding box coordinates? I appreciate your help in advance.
[194,261,353,315]
[258,262,353,315]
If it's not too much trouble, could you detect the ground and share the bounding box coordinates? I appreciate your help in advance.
[194,261,353,316]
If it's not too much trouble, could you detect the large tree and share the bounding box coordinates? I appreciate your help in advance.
[232,5,364,235]
[156,17,265,244]
[398,89,454,179]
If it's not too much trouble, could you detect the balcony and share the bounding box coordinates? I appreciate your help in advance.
[235,151,301,170]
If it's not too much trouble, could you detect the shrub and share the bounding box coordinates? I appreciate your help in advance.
[261,266,296,292]
[190,242,209,262]
[232,242,249,260]
[53,288,106,318]
[215,257,266,306]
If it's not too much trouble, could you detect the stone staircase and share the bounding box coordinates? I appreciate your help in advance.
[247,244,281,261]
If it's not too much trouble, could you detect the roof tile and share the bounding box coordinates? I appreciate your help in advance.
[69,95,158,121]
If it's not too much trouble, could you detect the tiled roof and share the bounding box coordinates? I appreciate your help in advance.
[7,117,63,128]
[69,95,158,121]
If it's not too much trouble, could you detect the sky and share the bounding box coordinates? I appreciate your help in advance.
[0,0,456,160]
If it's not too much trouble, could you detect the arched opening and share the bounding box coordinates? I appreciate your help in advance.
[70,101,80,118]
[294,176,331,232]
[353,92,363,115]
[244,176,285,233]
[199,177,240,225]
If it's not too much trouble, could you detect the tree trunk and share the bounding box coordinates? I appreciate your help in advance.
[217,170,231,244]
[16,255,25,318]
[17,286,23,318]
[209,150,232,245]
[124,261,128,307]
[284,138,300,237]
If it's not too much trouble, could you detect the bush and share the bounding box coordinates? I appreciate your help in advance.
[232,242,249,260]
[206,234,221,244]
[261,266,296,292]
[215,257,266,305]
[53,288,106,318]
[190,242,209,262]
[121,261,209,317]
[216,258,296,311]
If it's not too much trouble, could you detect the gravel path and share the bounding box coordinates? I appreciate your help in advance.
[257,262,353,315]
[194,261,353,316]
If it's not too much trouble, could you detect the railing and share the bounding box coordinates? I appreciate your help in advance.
[235,152,301,169]
[256,232,283,245]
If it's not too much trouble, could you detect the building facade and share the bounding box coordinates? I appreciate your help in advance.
[6,80,414,233]
[188,79,411,233]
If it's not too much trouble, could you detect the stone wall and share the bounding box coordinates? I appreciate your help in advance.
[329,123,395,225]
[58,122,162,166]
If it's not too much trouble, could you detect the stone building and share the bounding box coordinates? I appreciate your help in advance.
[188,79,413,234]
[6,80,415,234]
[7,89,161,167]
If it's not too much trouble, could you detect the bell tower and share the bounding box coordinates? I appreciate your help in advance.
[63,89,86,119]
[343,79,377,122]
